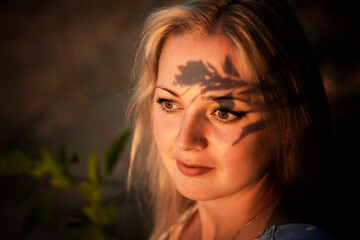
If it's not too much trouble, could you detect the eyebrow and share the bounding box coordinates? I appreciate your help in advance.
[155,86,180,98]
[201,95,242,101]
[156,86,248,103]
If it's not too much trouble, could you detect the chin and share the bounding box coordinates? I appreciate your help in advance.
[173,180,223,201]
[177,188,214,201]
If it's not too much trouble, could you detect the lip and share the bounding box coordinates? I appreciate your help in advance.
[176,160,214,177]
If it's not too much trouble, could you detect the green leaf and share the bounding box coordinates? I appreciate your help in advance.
[30,161,49,178]
[40,147,72,187]
[101,204,119,237]
[104,130,131,175]
[0,150,36,175]
[79,181,102,204]
[83,205,99,224]
[87,153,101,187]
[40,148,61,177]
[22,195,54,234]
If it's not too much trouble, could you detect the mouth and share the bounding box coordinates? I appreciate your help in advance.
[176,160,214,177]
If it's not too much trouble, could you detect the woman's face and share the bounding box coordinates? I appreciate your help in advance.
[153,33,270,201]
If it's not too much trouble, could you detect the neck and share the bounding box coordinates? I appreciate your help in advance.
[197,173,281,240]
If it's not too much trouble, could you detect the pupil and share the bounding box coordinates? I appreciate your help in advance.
[165,101,173,109]
[218,111,229,119]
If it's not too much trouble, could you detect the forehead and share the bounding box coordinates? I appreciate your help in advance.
[157,33,252,88]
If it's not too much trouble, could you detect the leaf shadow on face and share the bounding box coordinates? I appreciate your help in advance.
[172,55,265,145]
[174,55,246,108]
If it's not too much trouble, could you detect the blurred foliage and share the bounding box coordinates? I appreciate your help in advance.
[105,131,132,175]
[0,129,131,240]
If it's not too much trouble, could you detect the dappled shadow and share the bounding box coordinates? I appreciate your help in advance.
[172,55,264,144]
[174,55,249,105]
[174,56,247,110]
[234,119,265,145]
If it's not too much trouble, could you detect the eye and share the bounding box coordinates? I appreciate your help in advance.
[212,107,246,123]
[163,101,176,110]
[156,98,180,112]
[217,110,230,120]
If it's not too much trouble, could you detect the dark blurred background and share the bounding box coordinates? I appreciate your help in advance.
[0,0,359,239]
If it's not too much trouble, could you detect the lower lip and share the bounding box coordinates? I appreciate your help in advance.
[176,160,214,177]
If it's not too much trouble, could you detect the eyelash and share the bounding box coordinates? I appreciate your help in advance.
[211,107,246,124]
[155,97,247,124]
[156,98,181,113]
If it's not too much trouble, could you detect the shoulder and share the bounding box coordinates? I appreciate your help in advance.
[256,223,335,240]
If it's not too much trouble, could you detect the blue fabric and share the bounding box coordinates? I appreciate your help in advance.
[256,223,335,240]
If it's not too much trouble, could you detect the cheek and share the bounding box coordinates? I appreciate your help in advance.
[209,127,244,156]
[152,109,164,148]
[152,109,176,154]
[212,113,264,167]
[215,130,262,173]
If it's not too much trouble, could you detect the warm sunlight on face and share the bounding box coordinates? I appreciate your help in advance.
[153,33,270,201]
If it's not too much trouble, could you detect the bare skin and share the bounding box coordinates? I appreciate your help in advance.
[153,33,281,240]
[180,174,280,239]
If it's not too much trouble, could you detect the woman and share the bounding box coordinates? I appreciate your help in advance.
[127,0,335,239]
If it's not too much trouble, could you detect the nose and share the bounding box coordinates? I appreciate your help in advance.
[175,113,208,151]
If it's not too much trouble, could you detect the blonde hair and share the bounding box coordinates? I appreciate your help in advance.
[126,0,331,239]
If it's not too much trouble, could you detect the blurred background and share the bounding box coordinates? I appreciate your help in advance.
[0,0,358,239]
